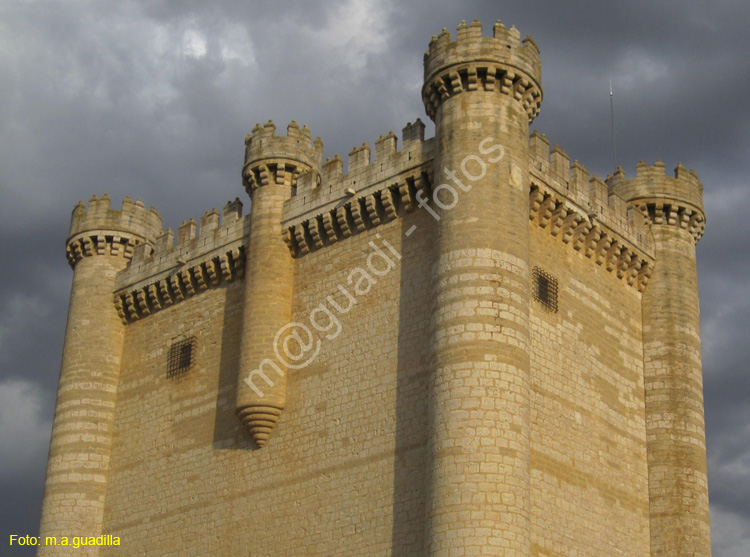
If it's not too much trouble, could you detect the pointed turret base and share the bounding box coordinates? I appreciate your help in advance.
[237,405,283,447]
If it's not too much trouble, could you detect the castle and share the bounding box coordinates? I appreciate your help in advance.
[38,19,711,556]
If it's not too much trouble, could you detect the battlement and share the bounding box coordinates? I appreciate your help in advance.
[529,131,650,247]
[422,20,542,121]
[609,161,705,242]
[113,198,247,322]
[609,161,704,212]
[280,119,433,253]
[424,19,541,81]
[69,194,163,243]
[66,195,164,267]
[243,121,324,192]
[278,121,656,292]
[527,131,657,290]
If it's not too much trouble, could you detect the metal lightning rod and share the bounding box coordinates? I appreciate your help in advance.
[610,79,618,169]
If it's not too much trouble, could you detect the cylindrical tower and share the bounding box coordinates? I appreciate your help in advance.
[612,161,710,555]
[39,195,162,554]
[422,20,542,555]
[236,120,322,447]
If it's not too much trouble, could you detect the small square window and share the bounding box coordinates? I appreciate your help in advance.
[167,337,196,378]
[532,267,558,313]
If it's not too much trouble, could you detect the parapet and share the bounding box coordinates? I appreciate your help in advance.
[69,194,163,242]
[113,198,247,323]
[528,132,656,292]
[610,161,705,242]
[529,135,648,242]
[280,119,434,255]
[243,121,324,192]
[66,195,163,267]
[422,19,542,120]
[610,161,703,212]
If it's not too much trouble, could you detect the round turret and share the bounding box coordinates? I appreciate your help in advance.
[421,18,541,555]
[613,160,711,552]
[242,120,323,194]
[611,161,705,242]
[41,193,162,548]
[422,19,542,121]
[237,120,322,447]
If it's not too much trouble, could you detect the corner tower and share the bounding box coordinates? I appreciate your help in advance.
[611,162,711,554]
[236,121,323,447]
[422,20,541,554]
[39,196,161,554]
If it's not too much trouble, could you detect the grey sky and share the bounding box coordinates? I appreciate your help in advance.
[1,1,748,554]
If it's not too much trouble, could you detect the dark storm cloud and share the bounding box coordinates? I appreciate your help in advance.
[1,1,748,554]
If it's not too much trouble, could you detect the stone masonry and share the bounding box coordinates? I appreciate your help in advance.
[39,18,710,556]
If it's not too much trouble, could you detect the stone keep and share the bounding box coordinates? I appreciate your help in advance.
[39,19,710,556]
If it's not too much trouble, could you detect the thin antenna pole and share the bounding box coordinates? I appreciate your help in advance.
[610,79,618,168]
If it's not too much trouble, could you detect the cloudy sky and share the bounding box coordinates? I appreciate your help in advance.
[1,0,748,554]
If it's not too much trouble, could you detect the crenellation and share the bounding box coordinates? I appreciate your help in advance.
[155,229,174,253]
[549,145,570,188]
[66,194,164,268]
[422,19,542,121]
[610,161,705,242]
[222,197,243,224]
[491,20,520,45]
[68,193,162,243]
[283,121,656,286]
[71,199,85,218]
[323,154,344,178]
[348,142,371,171]
[508,24,521,42]
[620,157,711,553]
[282,165,432,256]
[243,120,323,192]
[456,19,470,41]
[281,123,435,248]
[492,19,505,38]
[374,131,397,160]
[114,200,248,307]
[201,209,220,234]
[675,162,703,192]
[468,17,482,37]
[130,242,154,265]
[589,174,609,215]
[522,35,540,55]
[285,120,309,142]
[570,160,589,200]
[178,218,197,245]
[608,166,626,189]
[257,120,275,138]
[529,130,550,172]
[428,27,451,52]
[42,191,167,550]
[451,18,483,45]
[402,119,425,145]
[607,190,628,229]
[529,138,654,282]
[294,170,319,198]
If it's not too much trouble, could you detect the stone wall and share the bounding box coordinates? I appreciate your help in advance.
[529,226,650,554]
[98,210,651,555]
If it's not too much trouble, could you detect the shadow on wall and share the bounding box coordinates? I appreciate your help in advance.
[391,208,437,554]
[212,282,255,451]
